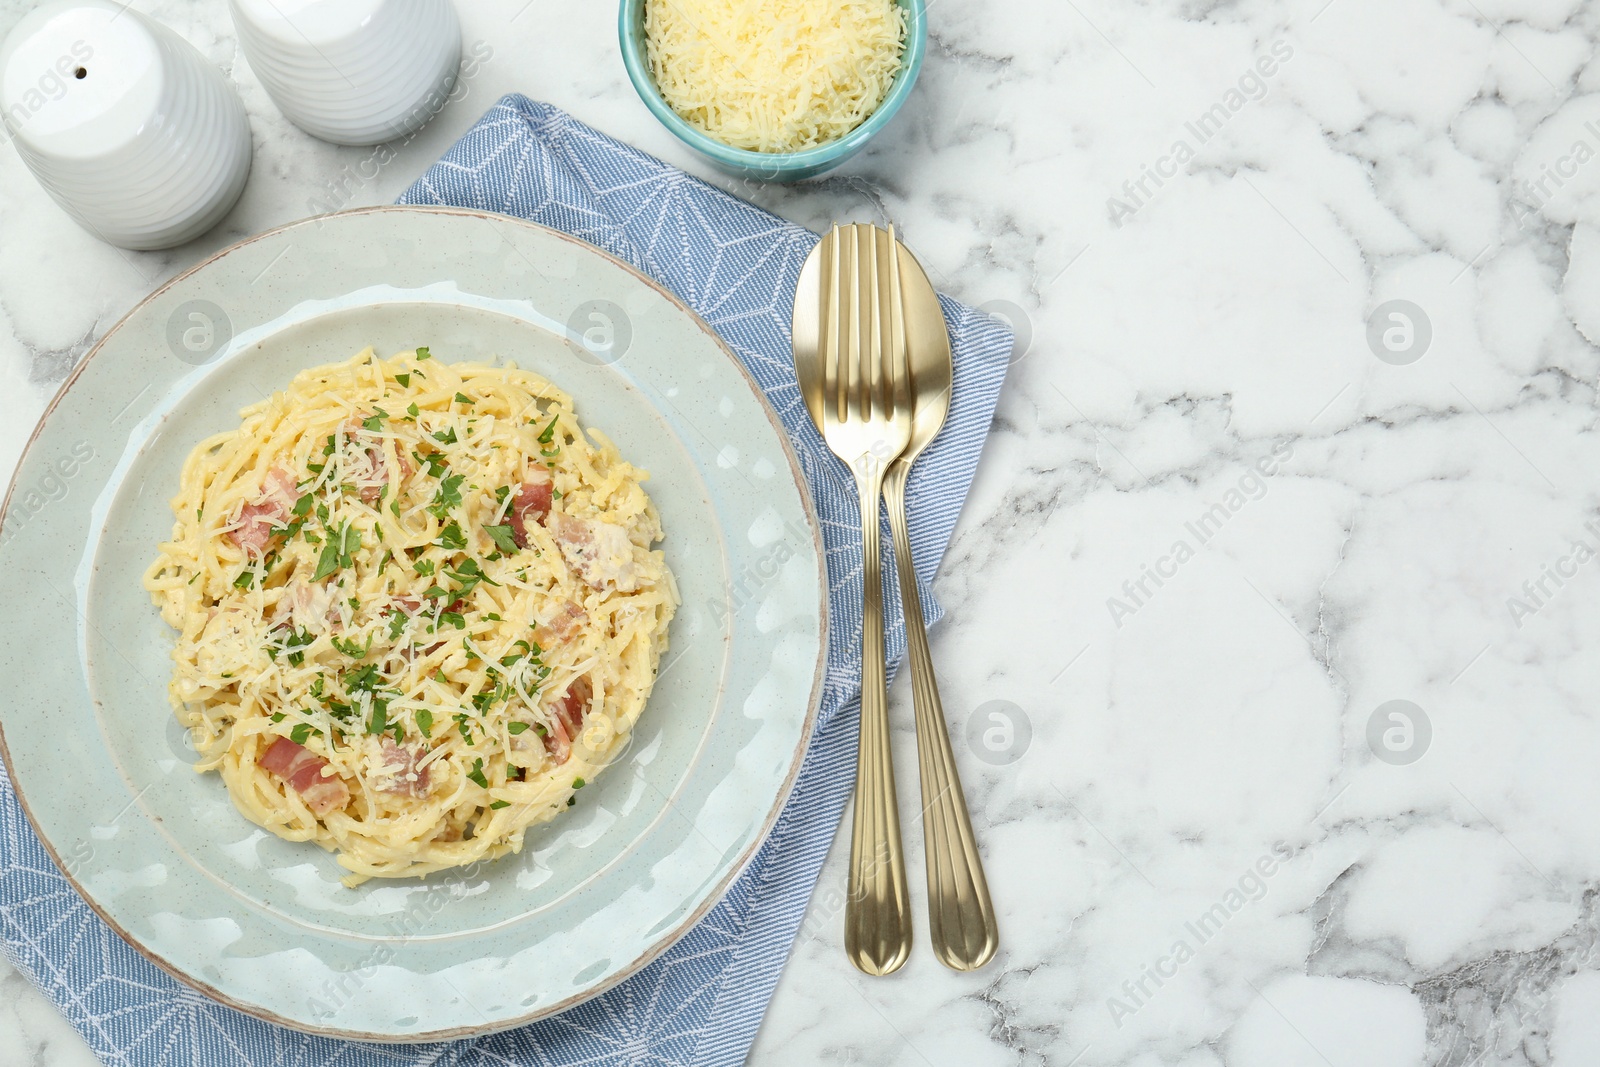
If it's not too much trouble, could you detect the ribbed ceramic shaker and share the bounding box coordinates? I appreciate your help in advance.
[0,0,252,251]
[229,0,462,146]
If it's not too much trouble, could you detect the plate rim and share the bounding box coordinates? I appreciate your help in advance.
[0,203,830,1042]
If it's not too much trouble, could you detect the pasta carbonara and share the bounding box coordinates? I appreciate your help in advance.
[144,347,677,884]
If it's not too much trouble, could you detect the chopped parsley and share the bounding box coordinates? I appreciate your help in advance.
[281,627,314,667]
[436,521,467,551]
[362,409,388,432]
[415,709,434,738]
[415,450,448,478]
[466,758,489,788]
[427,473,465,519]
[415,346,431,360]
[446,557,497,597]
[365,701,389,737]
[454,392,473,405]
[500,640,533,667]
[572,778,586,789]
[312,521,361,581]
[344,663,381,692]
[432,427,458,446]
[489,800,510,810]
[483,524,519,554]
[507,721,531,734]
[289,723,318,745]
[395,373,411,388]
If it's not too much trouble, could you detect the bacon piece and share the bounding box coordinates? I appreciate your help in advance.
[339,416,415,506]
[372,739,430,796]
[259,737,349,816]
[228,468,299,556]
[550,513,642,591]
[509,467,554,548]
[534,600,587,649]
[272,580,341,632]
[359,449,414,505]
[543,675,592,765]
[340,415,416,508]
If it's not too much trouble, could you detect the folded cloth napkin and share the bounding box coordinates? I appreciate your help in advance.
[0,94,1012,1066]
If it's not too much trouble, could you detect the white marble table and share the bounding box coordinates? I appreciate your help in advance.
[5,0,1600,1063]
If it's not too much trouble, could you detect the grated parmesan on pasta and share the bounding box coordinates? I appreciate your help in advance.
[143,348,677,885]
[644,0,907,154]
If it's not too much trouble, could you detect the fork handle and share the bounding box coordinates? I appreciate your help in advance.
[884,460,999,971]
[845,454,912,976]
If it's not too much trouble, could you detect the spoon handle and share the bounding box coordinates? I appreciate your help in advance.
[844,456,913,976]
[883,460,999,971]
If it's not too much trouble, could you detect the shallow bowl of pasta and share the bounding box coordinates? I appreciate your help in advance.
[0,207,825,1040]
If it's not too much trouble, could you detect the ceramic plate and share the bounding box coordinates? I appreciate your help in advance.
[0,206,826,1041]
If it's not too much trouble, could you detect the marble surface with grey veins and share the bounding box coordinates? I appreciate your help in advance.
[6,0,1600,1064]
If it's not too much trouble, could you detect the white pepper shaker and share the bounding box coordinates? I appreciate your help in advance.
[0,0,252,251]
[229,0,462,147]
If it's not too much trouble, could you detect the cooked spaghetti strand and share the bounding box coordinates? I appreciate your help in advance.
[144,348,677,885]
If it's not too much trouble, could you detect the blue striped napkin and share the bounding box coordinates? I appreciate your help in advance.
[0,95,1012,1066]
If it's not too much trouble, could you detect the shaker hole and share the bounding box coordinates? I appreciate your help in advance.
[74,67,87,79]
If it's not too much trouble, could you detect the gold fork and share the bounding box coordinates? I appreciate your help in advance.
[818,222,914,975]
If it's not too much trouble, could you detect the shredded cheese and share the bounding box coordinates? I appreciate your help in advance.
[644,0,907,154]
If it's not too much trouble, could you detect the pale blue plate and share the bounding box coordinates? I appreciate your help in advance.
[0,206,825,1041]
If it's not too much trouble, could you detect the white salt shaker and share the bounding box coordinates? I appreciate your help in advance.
[0,0,252,251]
[229,0,462,147]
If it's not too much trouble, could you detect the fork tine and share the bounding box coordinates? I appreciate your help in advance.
[886,224,910,421]
[846,224,864,423]
[865,224,884,422]
[823,225,842,423]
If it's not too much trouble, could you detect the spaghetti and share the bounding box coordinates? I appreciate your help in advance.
[144,347,677,884]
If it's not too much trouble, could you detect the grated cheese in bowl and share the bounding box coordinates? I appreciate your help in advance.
[642,0,908,155]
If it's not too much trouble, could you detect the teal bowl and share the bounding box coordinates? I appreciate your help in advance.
[617,0,926,183]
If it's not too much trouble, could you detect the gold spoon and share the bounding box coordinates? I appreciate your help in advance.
[794,224,999,972]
